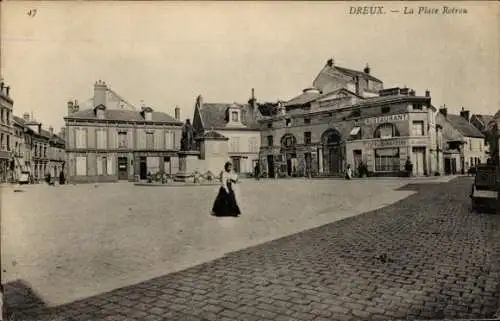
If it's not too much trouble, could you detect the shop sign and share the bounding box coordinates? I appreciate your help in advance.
[409,138,428,146]
[365,138,408,149]
[364,114,409,125]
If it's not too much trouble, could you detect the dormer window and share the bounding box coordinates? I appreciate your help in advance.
[231,111,239,122]
[226,103,241,125]
[142,106,153,121]
[95,104,106,120]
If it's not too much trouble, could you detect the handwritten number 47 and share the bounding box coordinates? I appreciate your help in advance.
[27,9,37,17]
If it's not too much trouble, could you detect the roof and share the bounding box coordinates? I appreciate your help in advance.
[471,114,494,130]
[257,102,280,117]
[198,103,260,130]
[494,110,500,121]
[284,91,322,107]
[66,108,181,124]
[196,131,229,140]
[334,65,382,83]
[445,114,485,138]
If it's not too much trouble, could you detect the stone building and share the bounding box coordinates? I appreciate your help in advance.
[64,81,183,183]
[191,90,262,174]
[13,115,35,180]
[21,114,52,181]
[438,107,486,174]
[0,80,14,183]
[258,59,444,177]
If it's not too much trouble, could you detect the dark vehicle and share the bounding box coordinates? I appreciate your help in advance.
[470,164,498,212]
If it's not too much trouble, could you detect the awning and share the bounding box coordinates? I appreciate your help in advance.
[349,127,361,136]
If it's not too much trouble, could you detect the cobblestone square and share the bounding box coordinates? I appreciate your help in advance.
[3,176,500,320]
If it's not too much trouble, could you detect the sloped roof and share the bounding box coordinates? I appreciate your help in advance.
[196,131,229,140]
[198,103,259,130]
[66,108,181,124]
[446,114,484,138]
[284,91,322,107]
[13,115,26,126]
[334,66,382,83]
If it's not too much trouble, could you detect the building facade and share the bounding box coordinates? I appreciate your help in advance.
[259,87,443,177]
[192,91,262,174]
[64,81,183,183]
[438,107,486,174]
[0,81,14,183]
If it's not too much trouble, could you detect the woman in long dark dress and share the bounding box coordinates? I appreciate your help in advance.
[211,162,241,217]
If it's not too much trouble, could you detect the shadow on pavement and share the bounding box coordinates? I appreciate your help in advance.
[3,279,51,320]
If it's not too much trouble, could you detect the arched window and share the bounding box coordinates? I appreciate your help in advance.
[373,123,400,139]
[321,129,342,145]
[281,134,297,149]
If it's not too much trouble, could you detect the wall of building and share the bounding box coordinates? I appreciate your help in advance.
[215,129,260,173]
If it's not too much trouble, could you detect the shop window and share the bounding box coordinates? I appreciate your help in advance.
[375,148,400,172]
[304,132,312,145]
[411,121,425,136]
[374,123,400,139]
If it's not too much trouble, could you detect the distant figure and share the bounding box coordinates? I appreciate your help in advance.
[345,164,353,180]
[211,162,241,217]
[254,162,260,180]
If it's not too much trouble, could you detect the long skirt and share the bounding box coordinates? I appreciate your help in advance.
[212,186,241,217]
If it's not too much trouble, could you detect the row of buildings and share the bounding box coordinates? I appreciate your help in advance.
[61,58,499,183]
[0,80,65,183]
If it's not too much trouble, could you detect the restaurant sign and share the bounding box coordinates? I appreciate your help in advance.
[364,114,409,125]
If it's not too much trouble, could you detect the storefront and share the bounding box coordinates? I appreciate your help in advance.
[346,136,431,176]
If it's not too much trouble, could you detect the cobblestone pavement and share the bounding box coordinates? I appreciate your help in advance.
[6,177,500,320]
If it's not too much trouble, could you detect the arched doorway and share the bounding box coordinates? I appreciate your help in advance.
[280,134,298,176]
[321,129,343,175]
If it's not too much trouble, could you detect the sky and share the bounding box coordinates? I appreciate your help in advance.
[1,1,499,131]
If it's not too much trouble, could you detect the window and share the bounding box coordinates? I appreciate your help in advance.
[412,104,423,111]
[285,119,291,127]
[146,132,154,149]
[479,141,483,152]
[6,135,10,151]
[381,106,391,114]
[118,132,127,148]
[249,137,258,153]
[375,148,400,172]
[97,156,106,175]
[304,132,312,145]
[75,128,87,149]
[374,123,400,139]
[231,111,239,122]
[267,123,272,128]
[304,118,311,124]
[107,157,114,175]
[411,121,425,136]
[76,156,87,176]
[267,135,274,147]
[230,137,240,152]
[470,157,473,168]
[96,129,107,149]
[165,130,174,149]
[469,139,472,151]
[349,127,361,139]
[350,109,361,118]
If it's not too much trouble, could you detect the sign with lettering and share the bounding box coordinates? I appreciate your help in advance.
[365,138,408,149]
[364,114,409,125]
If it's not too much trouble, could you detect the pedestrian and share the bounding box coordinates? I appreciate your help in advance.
[345,164,353,180]
[254,161,260,180]
[211,161,241,217]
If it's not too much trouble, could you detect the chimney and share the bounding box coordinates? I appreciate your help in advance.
[142,106,153,121]
[364,63,370,74]
[326,58,334,67]
[23,113,30,121]
[439,106,448,117]
[49,126,54,135]
[425,90,430,97]
[174,106,180,120]
[248,88,257,109]
[67,100,74,114]
[5,86,10,96]
[460,107,470,122]
[93,80,107,107]
[37,124,41,134]
[73,100,79,113]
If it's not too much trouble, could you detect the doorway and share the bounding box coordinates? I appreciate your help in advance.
[139,157,147,180]
[118,157,128,180]
[305,153,312,177]
[353,150,362,170]
[412,147,426,176]
[164,156,171,175]
[267,155,275,178]
[231,157,241,173]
